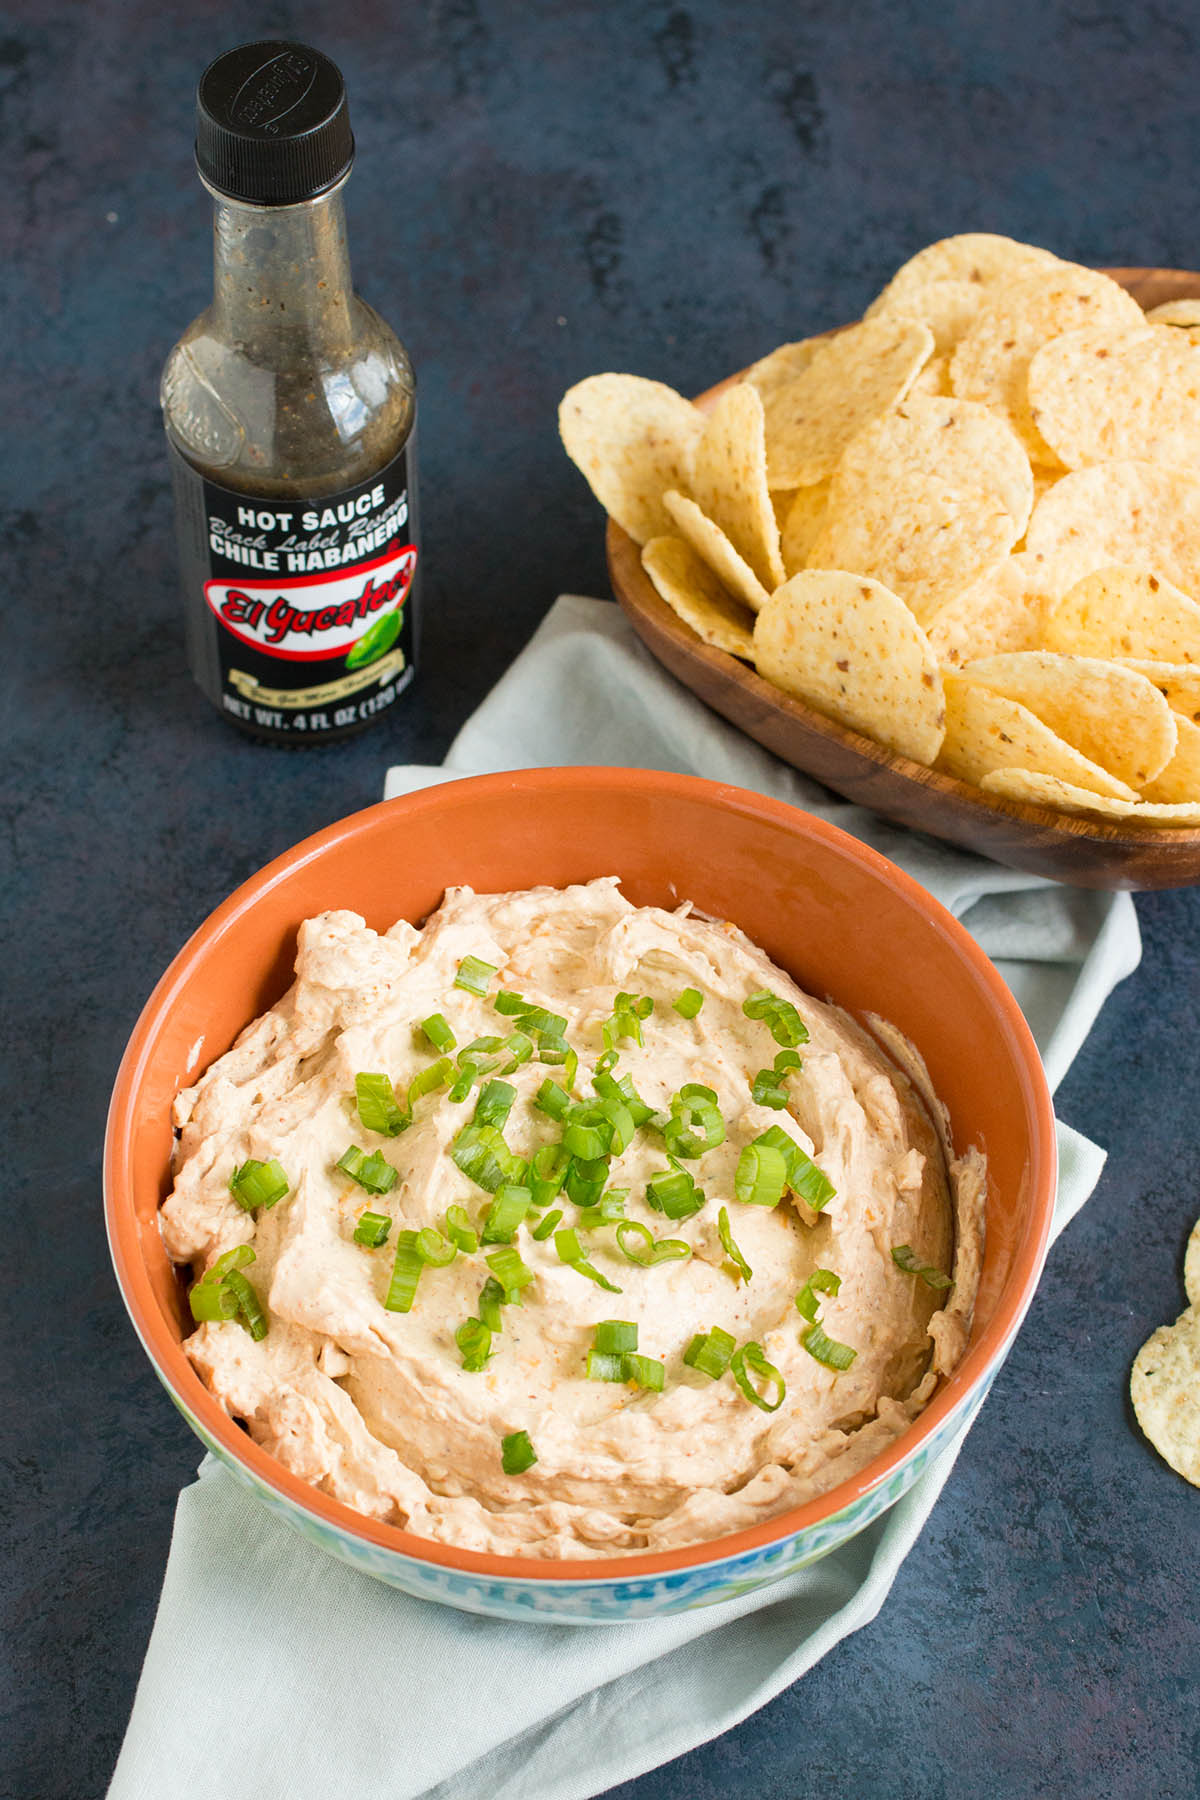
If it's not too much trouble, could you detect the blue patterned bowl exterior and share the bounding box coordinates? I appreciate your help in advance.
[156,1360,997,1623]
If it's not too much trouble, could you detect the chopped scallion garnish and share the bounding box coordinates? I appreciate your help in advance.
[586,1349,625,1382]
[481,1183,532,1244]
[354,1072,409,1137]
[531,1207,563,1240]
[662,1083,725,1159]
[451,1121,523,1193]
[229,1158,290,1212]
[353,1210,392,1248]
[621,1352,665,1392]
[223,1269,269,1341]
[554,1226,622,1293]
[188,1279,239,1323]
[474,1078,516,1130]
[384,1230,423,1312]
[891,1245,954,1290]
[802,1320,857,1370]
[730,1341,786,1411]
[795,1268,842,1322]
[717,1205,752,1282]
[742,989,809,1049]
[563,1155,610,1209]
[415,1226,456,1267]
[455,1317,492,1371]
[444,1204,478,1253]
[478,1276,505,1332]
[733,1140,789,1208]
[594,1319,638,1355]
[454,955,498,998]
[500,1429,537,1474]
[535,1078,571,1121]
[645,1160,706,1221]
[420,1013,457,1054]
[672,988,704,1019]
[336,1145,398,1195]
[485,1245,534,1300]
[683,1325,735,1379]
[409,1056,453,1104]
[614,1219,692,1265]
[499,1029,534,1074]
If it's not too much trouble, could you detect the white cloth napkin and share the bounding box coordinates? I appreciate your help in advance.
[109,596,1141,1800]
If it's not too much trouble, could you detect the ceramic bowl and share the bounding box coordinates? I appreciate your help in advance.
[105,767,1056,1622]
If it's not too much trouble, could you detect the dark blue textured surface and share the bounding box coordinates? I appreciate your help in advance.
[4,2,1200,1796]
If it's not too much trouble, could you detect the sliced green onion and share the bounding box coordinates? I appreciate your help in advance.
[454,955,497,998]
[500,1029,534,1074]
[564,1155,610,1209]
[455,1317,492,1371]
[734,1140,788,1208]
[646,1160,706,1221]
[485,1245,534,1300]
[531,1207,563,1240]
[718,1205,752,1282]
[594,1319,638,1355]
[223,1269,269,1341]
[663,1085,725,1158]
[444,1204,479,1254]
[478,1276,505,1332]
[420,1013,457,1054]
[730,1341,786,1411]
[206,1244,256,1282]
[481,1183,532,1244]
[593,1069,656,1127]
[494,989,532,1016]
[451,1121,523,1193]
[474,1079,516,1130]
[603,990,652,1051]
[751,1069,789,1110]
[891,1245,955,1290]
[802,1320,857,1371]
[229,1158,290,1212]
[336,1145,398,1195]
[384,1230,423,1312]
[409,1056,453,1104]
[576,1188,628,1231]
[586,1349,625,1382]
[562,1111,609,1161]
[535,1078,571,1121]
[530,1142,570,1209]
[494,991,568,1037]
[789,1147,836,1212]
[672,987,704,1019]
[774,1049,803,1075]
[683,1325,735,1379]
[501,1429,537,1474]
[353,1210,393,1248]
[554,1227,622,1293]
[742,989,809,1049]
[795,1267,842,1322]
[415,1227,456,1267]
[621,1352,665,1392]
[189,1280,239,1323]
[614,1219,692,1265]
[594,1047,619,1075]
[354,1072,409,1137]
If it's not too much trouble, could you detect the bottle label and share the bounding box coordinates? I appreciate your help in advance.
[168,437,419,739]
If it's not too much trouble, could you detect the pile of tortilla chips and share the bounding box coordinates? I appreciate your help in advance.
[559,233,1200,828]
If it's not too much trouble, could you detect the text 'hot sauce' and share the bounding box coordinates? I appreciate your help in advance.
[162,41,419,743]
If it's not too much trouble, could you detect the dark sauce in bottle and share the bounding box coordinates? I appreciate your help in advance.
[161,41,419,744]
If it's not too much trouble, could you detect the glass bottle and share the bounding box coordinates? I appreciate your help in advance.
[161,41,419,744]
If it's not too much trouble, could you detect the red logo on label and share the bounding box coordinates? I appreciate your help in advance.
[205,543,418,662]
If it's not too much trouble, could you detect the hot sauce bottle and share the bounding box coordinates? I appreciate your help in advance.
[162,41,419,744]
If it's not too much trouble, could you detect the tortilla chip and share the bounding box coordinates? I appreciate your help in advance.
[949,265,1146,463]
[1140,712,1200,803]
[1131,1304,1200,1486]
[1117,660,1200,724]
[641,536,756,659]
[744,338,824,393]
[761,317,934,488]
[1028,323,1200,471]
[1145,298,1200,342]
[559,374,703,545]
[833,395,1033,533]
[779,481,830,576]
[1045,564,1200,663]
[662,489,771,613]
[979,766,1200,824]
[938,676,1138,797]
[865,234,1060,316]
[1185,1219,1200,1308]
[909,355,954,397]
[1026,463,1200,601]
[752,570,945,764]
[807,478,1019,625]
[865,276,985,354]
[925,550,1096,668]
[690,384,786,590]
[954,652,1177,788]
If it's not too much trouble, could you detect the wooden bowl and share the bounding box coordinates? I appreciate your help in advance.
[609,268,1200,891]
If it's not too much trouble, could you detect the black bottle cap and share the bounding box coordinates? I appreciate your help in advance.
[195,41,354,205]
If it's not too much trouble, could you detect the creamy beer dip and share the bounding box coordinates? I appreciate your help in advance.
[162,878,984,1558]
